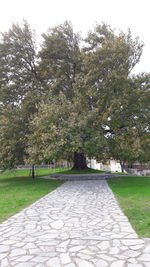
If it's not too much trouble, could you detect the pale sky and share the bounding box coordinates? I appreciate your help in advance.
[1,0,150,74]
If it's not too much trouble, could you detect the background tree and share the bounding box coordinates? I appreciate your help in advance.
[106,72,150,171]
[0,20,41,104]
[0,93,38,169]
[0,21,41,169]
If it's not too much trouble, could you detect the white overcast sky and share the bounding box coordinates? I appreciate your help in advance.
[1,0,150,74]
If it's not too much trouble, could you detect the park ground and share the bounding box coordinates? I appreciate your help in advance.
[0,168,150,237]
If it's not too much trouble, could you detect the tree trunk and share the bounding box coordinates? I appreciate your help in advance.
[120,161,125,173]
[72,152,89,170]
[32,164,35,179]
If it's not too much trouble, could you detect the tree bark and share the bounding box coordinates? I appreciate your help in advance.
[120,160,125,173]
[72,152,89,170]
[32,164,35,179]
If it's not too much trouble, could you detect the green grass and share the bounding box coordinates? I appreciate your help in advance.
[111,171,128,175]
[0,167,69,179]
[0,168,66,223]
[108,176,150,237]
[56,168,105,174]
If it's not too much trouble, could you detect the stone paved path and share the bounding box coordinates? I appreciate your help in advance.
[0,180,150,267]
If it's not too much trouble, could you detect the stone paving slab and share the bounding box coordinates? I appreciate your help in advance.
[0,180,150,267]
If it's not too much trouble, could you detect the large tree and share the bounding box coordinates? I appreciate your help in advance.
[0,21,149,170]
[26,22,146,169]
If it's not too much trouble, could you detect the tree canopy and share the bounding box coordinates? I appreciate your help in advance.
[0,21,149,170]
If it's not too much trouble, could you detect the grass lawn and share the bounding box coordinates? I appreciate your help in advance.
[108,176,150,237]
[112,171,128,175]
[0,168,66,223]
[56,168,105,174]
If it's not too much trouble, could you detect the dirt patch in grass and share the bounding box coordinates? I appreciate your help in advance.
[0,183,8,187]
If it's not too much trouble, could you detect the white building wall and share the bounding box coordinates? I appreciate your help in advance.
[88,159,122,172]
[110,160,122,172]
[88,159,101,170]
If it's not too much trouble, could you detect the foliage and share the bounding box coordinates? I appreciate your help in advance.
[0,21,41,169]
[27,92,107,163]
[0,20,40,104]
[0,20,149,169]
[39,21,81,99]
[107,73,150,168]
[0,93,39,169]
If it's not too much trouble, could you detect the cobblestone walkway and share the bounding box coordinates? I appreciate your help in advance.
[0,180,150,267]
